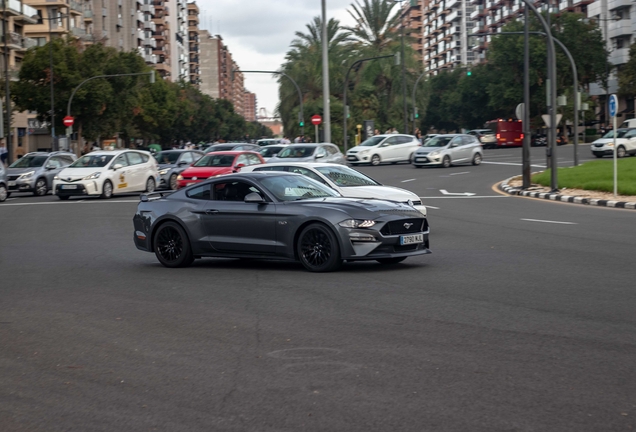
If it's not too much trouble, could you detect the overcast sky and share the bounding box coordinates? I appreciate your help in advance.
[195,0,376,119]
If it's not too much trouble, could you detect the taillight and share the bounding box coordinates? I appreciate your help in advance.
[520,133,524,139]
[496,134,500,139]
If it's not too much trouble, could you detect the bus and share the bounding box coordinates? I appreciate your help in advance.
[484,119,523,148]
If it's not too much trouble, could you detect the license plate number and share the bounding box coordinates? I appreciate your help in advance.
[400,234,423,245]
[8,181,15,186]
[61,185,77,189]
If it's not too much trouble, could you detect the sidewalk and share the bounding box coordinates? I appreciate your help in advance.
[499,175,636,210]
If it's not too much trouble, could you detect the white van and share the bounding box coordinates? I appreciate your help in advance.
[619,119,636,129]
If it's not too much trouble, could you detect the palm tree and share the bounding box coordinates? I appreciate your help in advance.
[343,0,401,53]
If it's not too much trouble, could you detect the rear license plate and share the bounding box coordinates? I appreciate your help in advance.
[8,181,15,186]
[61,185,77,189]
[400,234,423,245]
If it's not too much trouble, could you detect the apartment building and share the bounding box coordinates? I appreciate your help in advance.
[243,91,256,122]
[167,0,187,82]
[186,1,199,86]
[421,0,476,74]
[401,0,425,60]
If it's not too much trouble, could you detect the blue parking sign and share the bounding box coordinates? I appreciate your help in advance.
[609,94,618,118]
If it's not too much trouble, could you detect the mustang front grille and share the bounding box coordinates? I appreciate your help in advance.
[380,218,426,236]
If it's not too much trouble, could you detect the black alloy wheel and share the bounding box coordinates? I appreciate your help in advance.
[442,156,451,168]
[169,173,178,190]
[101,180,113,199]
[153,221,194,268]
[376,257,407,265]
[34,178,47,196]
[297,223,341,272]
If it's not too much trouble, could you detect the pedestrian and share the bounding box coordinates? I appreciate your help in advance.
[0,141,7,166]
[294,135,301,143]
[390,127,398,134]
[374,129,380,136]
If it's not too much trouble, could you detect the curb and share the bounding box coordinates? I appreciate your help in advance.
[499,176,636,210]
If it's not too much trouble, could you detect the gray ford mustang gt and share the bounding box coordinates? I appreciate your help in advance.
[133,172,431,272]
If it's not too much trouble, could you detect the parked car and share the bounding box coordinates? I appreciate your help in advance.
[0,161,8,202]
[133,172,431,271]
[203,143,261,153]
[6,151,77,196]
[259,144,288,161]
[467,129,496,147]
[268,143,346,165]
[591,128,636,158]
[346,134,420,166]
[176,151,265,189]
[256,138,282,147]
[154,149,205,190]
[241,162,427,216]
[53,150,159,200]
[412,134,483,168]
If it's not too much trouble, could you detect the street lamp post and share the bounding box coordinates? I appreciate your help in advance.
[3,0,12,163]
[394,0,408,133]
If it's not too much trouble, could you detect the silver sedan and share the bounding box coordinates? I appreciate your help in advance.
[412,134,483,168]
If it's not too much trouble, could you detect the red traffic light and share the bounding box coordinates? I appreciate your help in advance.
[63,116,74,127]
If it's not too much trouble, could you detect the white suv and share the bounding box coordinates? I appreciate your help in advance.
[591,128,636,158]
[346,134,420,166]
[53,150,159,200]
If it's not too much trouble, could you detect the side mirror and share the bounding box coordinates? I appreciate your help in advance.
[45,165,56,170]
[112,163,123,170]
[315,153,324,159]
[232,163,245,173]
[178,161,188,166]
[244,192,265,203]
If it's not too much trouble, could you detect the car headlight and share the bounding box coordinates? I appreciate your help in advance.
[53,175,59,180]
[177,174,183,180]
[429,151,439,157]
[338,219,376,228]
[606,143,614,147]
[158,169,169,175]
[360,149,369,155]
[83,172,101,180]
[19,171,35,179]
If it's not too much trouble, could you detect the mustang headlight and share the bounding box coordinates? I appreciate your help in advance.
[19,171,35,179]
[339,219,376,228]
[83,172,101,180]
[158,168,169,175]
[177,174,184,180]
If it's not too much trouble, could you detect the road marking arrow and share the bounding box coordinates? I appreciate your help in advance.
[440,189,476,196]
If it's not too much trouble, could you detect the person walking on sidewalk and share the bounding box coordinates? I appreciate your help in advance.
[0,141,8,166]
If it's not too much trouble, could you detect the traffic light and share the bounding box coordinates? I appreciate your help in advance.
[467,70,472,76]
[414,107,419,119]
[299,121,304,127]
[345,105,350,119]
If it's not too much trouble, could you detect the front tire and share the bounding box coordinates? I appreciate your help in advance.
[169,173,178,190]
[0,184,7,202]
[297,223,341,272]
[376,257,407,265]
[34,178,47,196]
[153,221,194,268]
[472,153,482,166]
[101,180,113,199]
[370,154,381,166]
[58,195,70,201]
[617,146,626,158]
[442,156,451,168]
[146,177,156,193]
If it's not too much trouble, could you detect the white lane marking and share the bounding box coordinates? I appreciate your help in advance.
[6,198,16,201]
[0,199,138,207]
[440,189,476,196]
[401,178,417,183]
[482,161,547,168]
[449,172,470,176]
[419,195,507,199]
[424,205,440,209]
[521,218,577,225]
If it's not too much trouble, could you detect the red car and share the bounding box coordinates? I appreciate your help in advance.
[177,151,265,189]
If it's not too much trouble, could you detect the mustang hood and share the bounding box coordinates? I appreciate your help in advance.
[181,166,232,178]
[287,197,423,219]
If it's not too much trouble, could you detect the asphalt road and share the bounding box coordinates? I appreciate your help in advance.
[1,143,635,431]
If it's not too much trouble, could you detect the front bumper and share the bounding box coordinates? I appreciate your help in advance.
[7,177,35,192]
[412,154,442,166]
[54,180,101,197]
[346,152,370,163]
[591,148,613,156]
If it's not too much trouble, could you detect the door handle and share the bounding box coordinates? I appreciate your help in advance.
[205,209,219,215]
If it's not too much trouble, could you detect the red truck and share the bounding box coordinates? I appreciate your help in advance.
[484,119,523,148]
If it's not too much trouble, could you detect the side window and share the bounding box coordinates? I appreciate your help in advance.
[450,137,462,147]
[289,167,326,184]
[213,181,260,201]
[127,152,143,165]
[325,145,337,155]
[236,154,249,165]
[315,147,327,157]
[47,157,62,168]
[62,156,75,165]
[247,154,261,165]
[139,153,149,163]
[114,154,129,167]
[253,166,287,172]
[192,152,204,162]
[397,136,412,144]
[186,184,211,200]
[180,152,194,164]
[383,137,398,146]
[625,130,636,139]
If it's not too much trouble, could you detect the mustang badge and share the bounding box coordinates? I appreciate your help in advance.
[403,223,413,229]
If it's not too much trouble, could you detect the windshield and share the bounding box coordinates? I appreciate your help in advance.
[422,136,453,147]
[154,151,181,164]
[260,146,284,158]
[9,155,48,168]
[359,136,385,147]
[69,154,114,168]
[205,145,235,152]
[315,166,380,187]
[194,154,235,167]
[261,175,340,201]
[602,129,629,139]
[276,146,315,158]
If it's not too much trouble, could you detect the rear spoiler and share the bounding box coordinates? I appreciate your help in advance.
[140,191,174,202]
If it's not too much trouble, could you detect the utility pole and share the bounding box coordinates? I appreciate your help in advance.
[321,0,331,143]
[523,6,530,188]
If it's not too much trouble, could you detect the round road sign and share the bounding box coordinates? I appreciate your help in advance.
[311,115,322,126]
[63,116,74,127]
[609,94,618,118]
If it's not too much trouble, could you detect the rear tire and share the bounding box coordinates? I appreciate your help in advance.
[472,153,482,166]
[153,221,194,268]
[376,257,407,265]
[101,180,113,199]
[297,223,342,272]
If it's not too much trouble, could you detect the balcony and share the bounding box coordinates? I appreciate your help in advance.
[610,47,630,65]
[190,55,199,64]
[153,30,165,40]
[70,0,82,14]
[608,20,632,39]
[608,0,631,10]
[136,11,144,23]
[83,9,93,21]
[142,4,155,14]
[446,10,461,22]
[13,3,38,24]
[144,37,156,48]
[144,53,157,64]
[144,20,156,32]
[71,27,86,36]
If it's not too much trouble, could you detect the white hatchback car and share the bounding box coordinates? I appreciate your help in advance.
[240,162,427,216]
[53,150,159,200]
[590,128,636,158]
[346,134,421,166]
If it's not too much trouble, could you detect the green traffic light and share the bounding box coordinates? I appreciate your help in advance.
[299,122,304,127]
[467,71,472,76]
